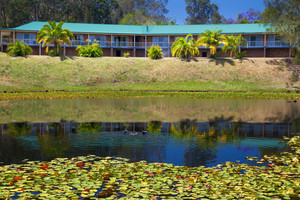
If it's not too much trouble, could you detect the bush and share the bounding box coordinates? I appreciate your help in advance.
[234,51,247,59]
[147,45,163,59]
[124,52,130,58]
[7,40,32,57]
[48,50,60,57]
[76,43,103,57]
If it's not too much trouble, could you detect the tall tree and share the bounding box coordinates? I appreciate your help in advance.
[185,0,222,24]
[262,0,299,47]
[262,0,300,63]
[0,0,169,27]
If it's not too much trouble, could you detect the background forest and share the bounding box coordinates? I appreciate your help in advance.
[0,0,264,28]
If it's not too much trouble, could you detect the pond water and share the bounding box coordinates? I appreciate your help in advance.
[0,97,299,167]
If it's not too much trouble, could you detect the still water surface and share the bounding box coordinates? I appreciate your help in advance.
[0,97,299,167]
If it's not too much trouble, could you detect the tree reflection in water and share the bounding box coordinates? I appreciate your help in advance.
[7,122,32,137]
[147,121,162,133]
[0,119,292,166]
[77,122,103,133]
[37,121,71,158]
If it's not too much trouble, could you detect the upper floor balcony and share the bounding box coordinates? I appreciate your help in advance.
[0,37,293,49]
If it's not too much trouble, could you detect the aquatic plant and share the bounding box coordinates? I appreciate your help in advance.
[0,136,299,199]
[1,91,300,102]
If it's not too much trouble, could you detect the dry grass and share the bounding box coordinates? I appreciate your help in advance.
[0,52,298,91]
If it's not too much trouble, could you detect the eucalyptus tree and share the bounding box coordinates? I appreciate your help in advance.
[185,0,222,24]
[262,0,299,64]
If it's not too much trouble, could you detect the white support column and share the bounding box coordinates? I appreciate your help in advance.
[87,34,90,45]
[13,31,15,43]
[168,35,170,57]
[289,42,292,58]
[264,34,267,57]
[111,35,113,47]
[134,35,136,57]
[145,35,147,57]
[111,35,113,57]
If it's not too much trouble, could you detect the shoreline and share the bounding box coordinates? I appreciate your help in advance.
[1,90,300,101]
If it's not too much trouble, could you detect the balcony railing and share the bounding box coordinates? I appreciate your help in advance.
[267,41,290,47]
[244,41,263,47]
[1,38,13,44]
[1,38,294,49]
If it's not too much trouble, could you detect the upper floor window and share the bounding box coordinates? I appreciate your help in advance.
[89,35,106,47]
[17,33,36,45]
[268,35,288,47]
[72,35,84,45]
[244,36,263,47]
[153,37,169,47]
[112,36,128,47]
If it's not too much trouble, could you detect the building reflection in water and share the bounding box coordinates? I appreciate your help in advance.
[0,120,294,166]
[0,121,294,137]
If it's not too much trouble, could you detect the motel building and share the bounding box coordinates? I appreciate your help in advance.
[0,21,292,58]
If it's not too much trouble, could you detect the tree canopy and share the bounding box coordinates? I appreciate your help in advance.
[185,0,222,24]
[0,0,170,28]
[262,0,300,47]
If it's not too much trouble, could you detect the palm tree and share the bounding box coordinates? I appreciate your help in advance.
[7,40,32,57]
[222,34,248,57]
[197,29,227,57]
[37,21,74,56]
[171,34,199,58]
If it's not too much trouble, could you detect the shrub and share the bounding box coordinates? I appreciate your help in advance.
[76,43,103,57]
[124,52,130,58]
[147,45,163,59]
[234,51,247,59]
[49,49,60,57]
[7,40,32,57]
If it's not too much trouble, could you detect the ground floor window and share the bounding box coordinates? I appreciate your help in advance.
[17,33,36,45]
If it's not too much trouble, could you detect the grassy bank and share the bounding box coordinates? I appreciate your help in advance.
[0,53,299,92]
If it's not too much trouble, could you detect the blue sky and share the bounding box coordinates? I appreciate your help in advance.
[167,0,265,24]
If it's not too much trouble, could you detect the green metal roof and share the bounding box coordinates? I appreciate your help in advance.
[3,21,272,35]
